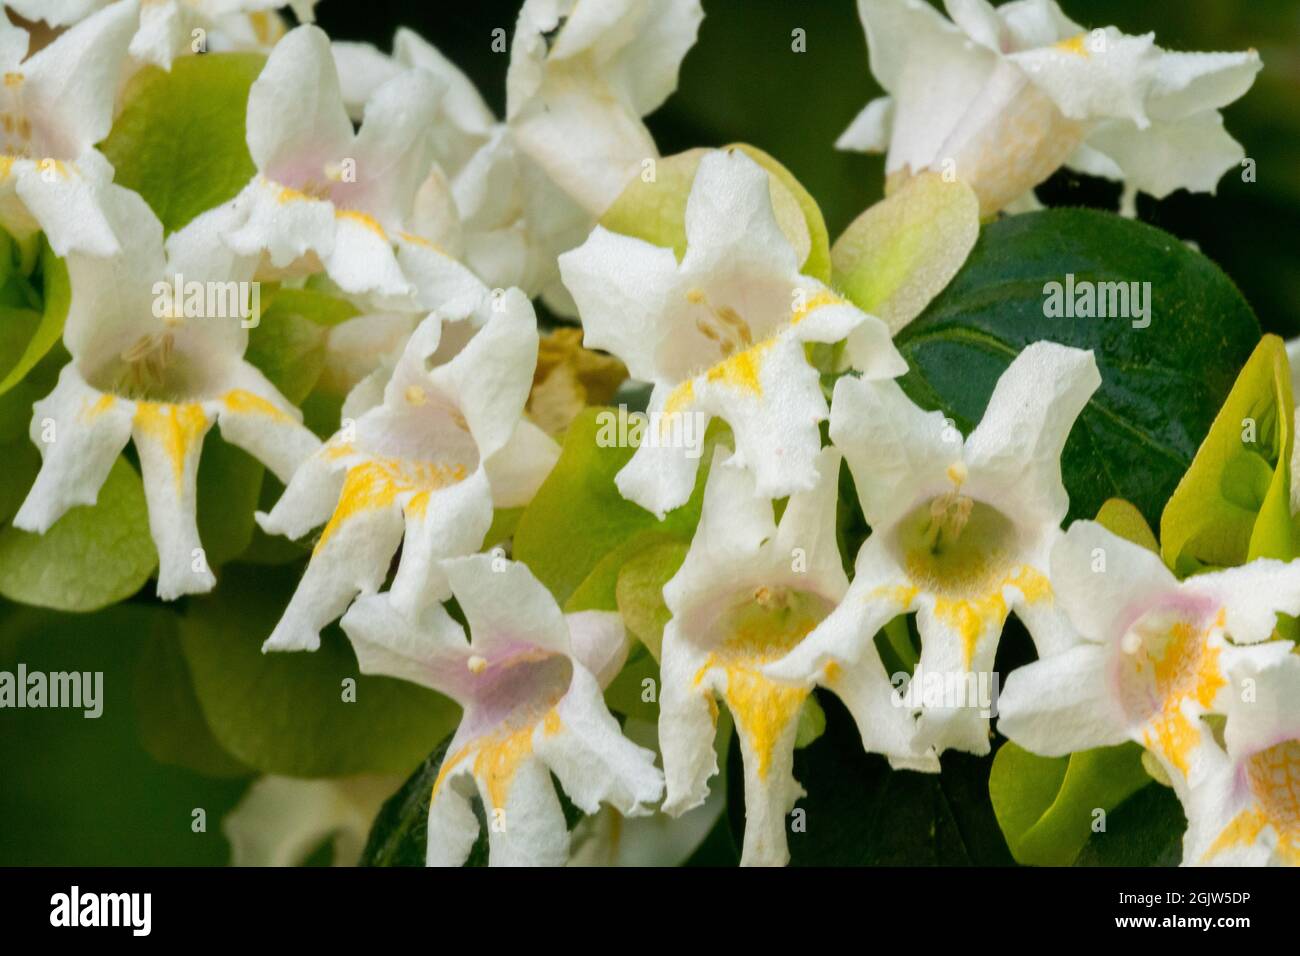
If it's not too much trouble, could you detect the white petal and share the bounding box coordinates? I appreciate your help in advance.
[386,466,493,618]
[565,610,629,689]
[1082,111,1246,200]
[131,402,216,600]
[12,154,122,258]
[680,150,799,282]
[478,753,570,866]
[829,375,956,530]
[442,553,571,658]
[341,592,474,701]
[20,0,138,156]
[348,70,442,227]
[997,642,1130,755]
[427,289,538,461]
[13,367,134,533]
[1007,28,1158,126]
[1221,646,1300,761]
[964,341,1099,526]
[330,40,402,121]
[771,446,850,597]
[557,225,680,384]
[426,772,481,867]
[255,444,346,542]
[658,621,720,816]
[836,96,894,153]
[732,693,804,867]
[1186,560,1300,645]
[1146,50,1261,123]
[324,210,410,298]
[483,418,560,508]
[1049,520,1178,646]
[535,665,664,816]
[225,177,336,271]
[215,368,320,486]
[245,25,354,179]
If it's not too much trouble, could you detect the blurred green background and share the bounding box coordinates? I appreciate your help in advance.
[2,0,1297,865]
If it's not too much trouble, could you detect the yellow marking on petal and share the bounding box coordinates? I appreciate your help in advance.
[871,583,920,608]
[405,385,427,406]
[0,156,14,180]
[133,402,208,490]
[1128,616,1227,775]
[324,441,355,461]
[926,565,1052,669]
[336,209,387,239]
[1202,807,1268,863]
[704,339,773,396]
[1240,739,1300,864]
[473,722,537,812]
[315,457,467,552]
[791,290,843,324]
[946,462,968,486]
[276,184,316,204]
[223,389,291,422]
[543,709,563,737]
[3,73,22,88]
[663,379,695,416]
[248,11,283,47]
[692,589,825,780]
[83,393,116,423]
[822,661,841,685]
[1054,33,1091,57]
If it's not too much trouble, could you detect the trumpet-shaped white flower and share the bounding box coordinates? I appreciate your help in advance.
[839,0,1261,215]
[330,27,606,311]
[1183,648,1300,867]
[223,24,470,307]
[660,445,924,866]
[128,2,318,70]
[0,1,138,256]
[560,149,905,518]
[768,342,1099,761]
[258,288,557,652]
[340,554,664,867]
[999,521,1300,791]
[14,188,319,600]
[507,0,704,216]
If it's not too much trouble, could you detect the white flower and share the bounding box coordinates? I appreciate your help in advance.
[768,342,1099,761]
[0,1,138,257]
[223,773,397,867]
[999,521,1300,792]
[340,554,664,867]
[222,24,474,307]
[659,445,922,866]
[14,188,319,600]
[330,27,608,311]
[507,0,704,216]
[559,149,905,518]
[257,288,557,652]
[839,0,1261,215]
[1183,648,1300,866]
[129,2,318,70]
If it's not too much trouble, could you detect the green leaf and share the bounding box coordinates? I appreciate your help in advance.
[513,408,710,607]
[1159,335,1295,576]
[100,53,264,234]
[728,693,1014,865]
[833,171,980,335]
[1095,497,1160,552]
[989,741,1151,866]
[178,564,461,777]
[614,539,689,660]
[0,457,157,611]
[1074,782,1187,866]
[600,143,832,283]
[0,240,71,397]
[133,615,253,779]
[895,209,1260,527]
[259,286,362,329]
[244,296,331,406]
[195,433,264,569]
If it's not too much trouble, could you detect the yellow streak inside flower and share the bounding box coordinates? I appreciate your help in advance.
[430,707,563,813]
[1202,806,1269,864]
[704,338,774,396]
[1054,33,1091,57]
[1202,738,1300,864]
[83,393,116,423]
[1134,613,1227,776]
[223,388,291,423]
[693,589,823,780]
[3,72,22,88]
[315,457,467,553]
[920,564,1051,669]
[133,402,209,490]
[336,209,388,240]
[791,290,842,324]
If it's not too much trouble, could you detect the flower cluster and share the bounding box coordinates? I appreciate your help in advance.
[5,0,1295,871]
